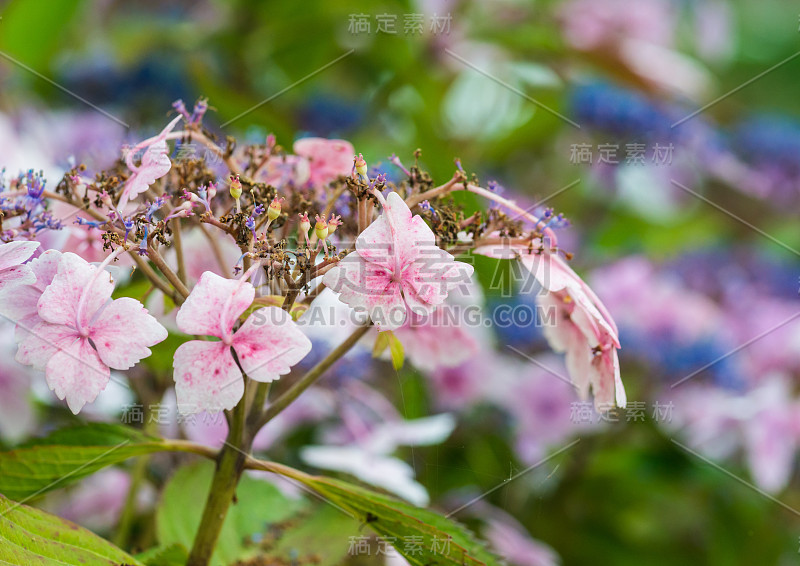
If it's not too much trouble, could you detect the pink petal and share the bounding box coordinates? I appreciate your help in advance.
[119,115,182,210]
[16,321,80,370]
[0,249,62,321]
[38,252,113,328]
[175,271,255,339]
[356,192,436,265]
[45,336,110,414]
[401,248,474,307]
[90,297,167,370]
[0,241,39,271]
[588,348,626,410]
[0,265,34,295]
[520,252,580,294]
[232,307,312,383]
[323,254,406,330]
[173,340,244,413]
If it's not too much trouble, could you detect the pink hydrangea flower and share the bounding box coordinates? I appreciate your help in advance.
[475,237,625,409]
[2,249,62,350]
[119,115,182,210]
[293,137,354,187]
[0,240,39,294]
[323,192,474,331]
[173,271,312,414]
[15,252,167,413]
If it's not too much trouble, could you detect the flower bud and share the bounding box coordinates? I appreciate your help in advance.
[314,214,329,240]
[327,214,342,235]
[299,212,311,236]
[229,175,242,200]
[354,153,368,179]
[268,196,284,221]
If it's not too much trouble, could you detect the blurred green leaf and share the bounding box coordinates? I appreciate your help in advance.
[157,460,306,566]
[0,424,172,501]
[0,493,142,565]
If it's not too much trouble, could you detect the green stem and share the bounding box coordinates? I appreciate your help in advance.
[186,394,249,566]
[256,323,371,430]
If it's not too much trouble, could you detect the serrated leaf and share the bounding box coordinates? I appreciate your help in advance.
[0,424,172,501]
[305,476,502,566]
[257,464,503,566]
[157,461,305,566]
[262,505,360,566]
[0,493,142,565]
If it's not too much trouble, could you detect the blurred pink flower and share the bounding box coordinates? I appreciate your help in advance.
[293,137,354,188]
[324,192,474,330]
[484,512,560,566]
[670,377,800,493]
[173,271,312,413]
[16,252,167,413]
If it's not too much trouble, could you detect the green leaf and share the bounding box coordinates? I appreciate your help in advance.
[135,543,188,566]
[263,505,361,566]
[157,461,305,566]
[271,467,502,566]
[0,424,173,501]
[0,493,142,565]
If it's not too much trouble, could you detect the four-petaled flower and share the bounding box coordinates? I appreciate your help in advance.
[15,252,168,413]
[323,192,474,331]
[173,271,312,414]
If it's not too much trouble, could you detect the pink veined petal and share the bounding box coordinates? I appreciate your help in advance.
[119,115,182,210]
[44,336,110,414]
[588,347,626,410]
[90,297,168,370]
[0,241,39,271]
[0,249,62,321]
[356,192,435,265]
[0,265,34,295]
[323,254,406,330]
[564,330,593,401]
[175,271,255,339]
[173,340,244,414]
[37,253,113,328]
[520,252,580,294]
[538,292,572,352]
[401,249,473,307]
[539,292,593,401]
[16,321,81,370]
[232,307,312,383]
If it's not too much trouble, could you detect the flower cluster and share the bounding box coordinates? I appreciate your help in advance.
[0,101,624,423]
